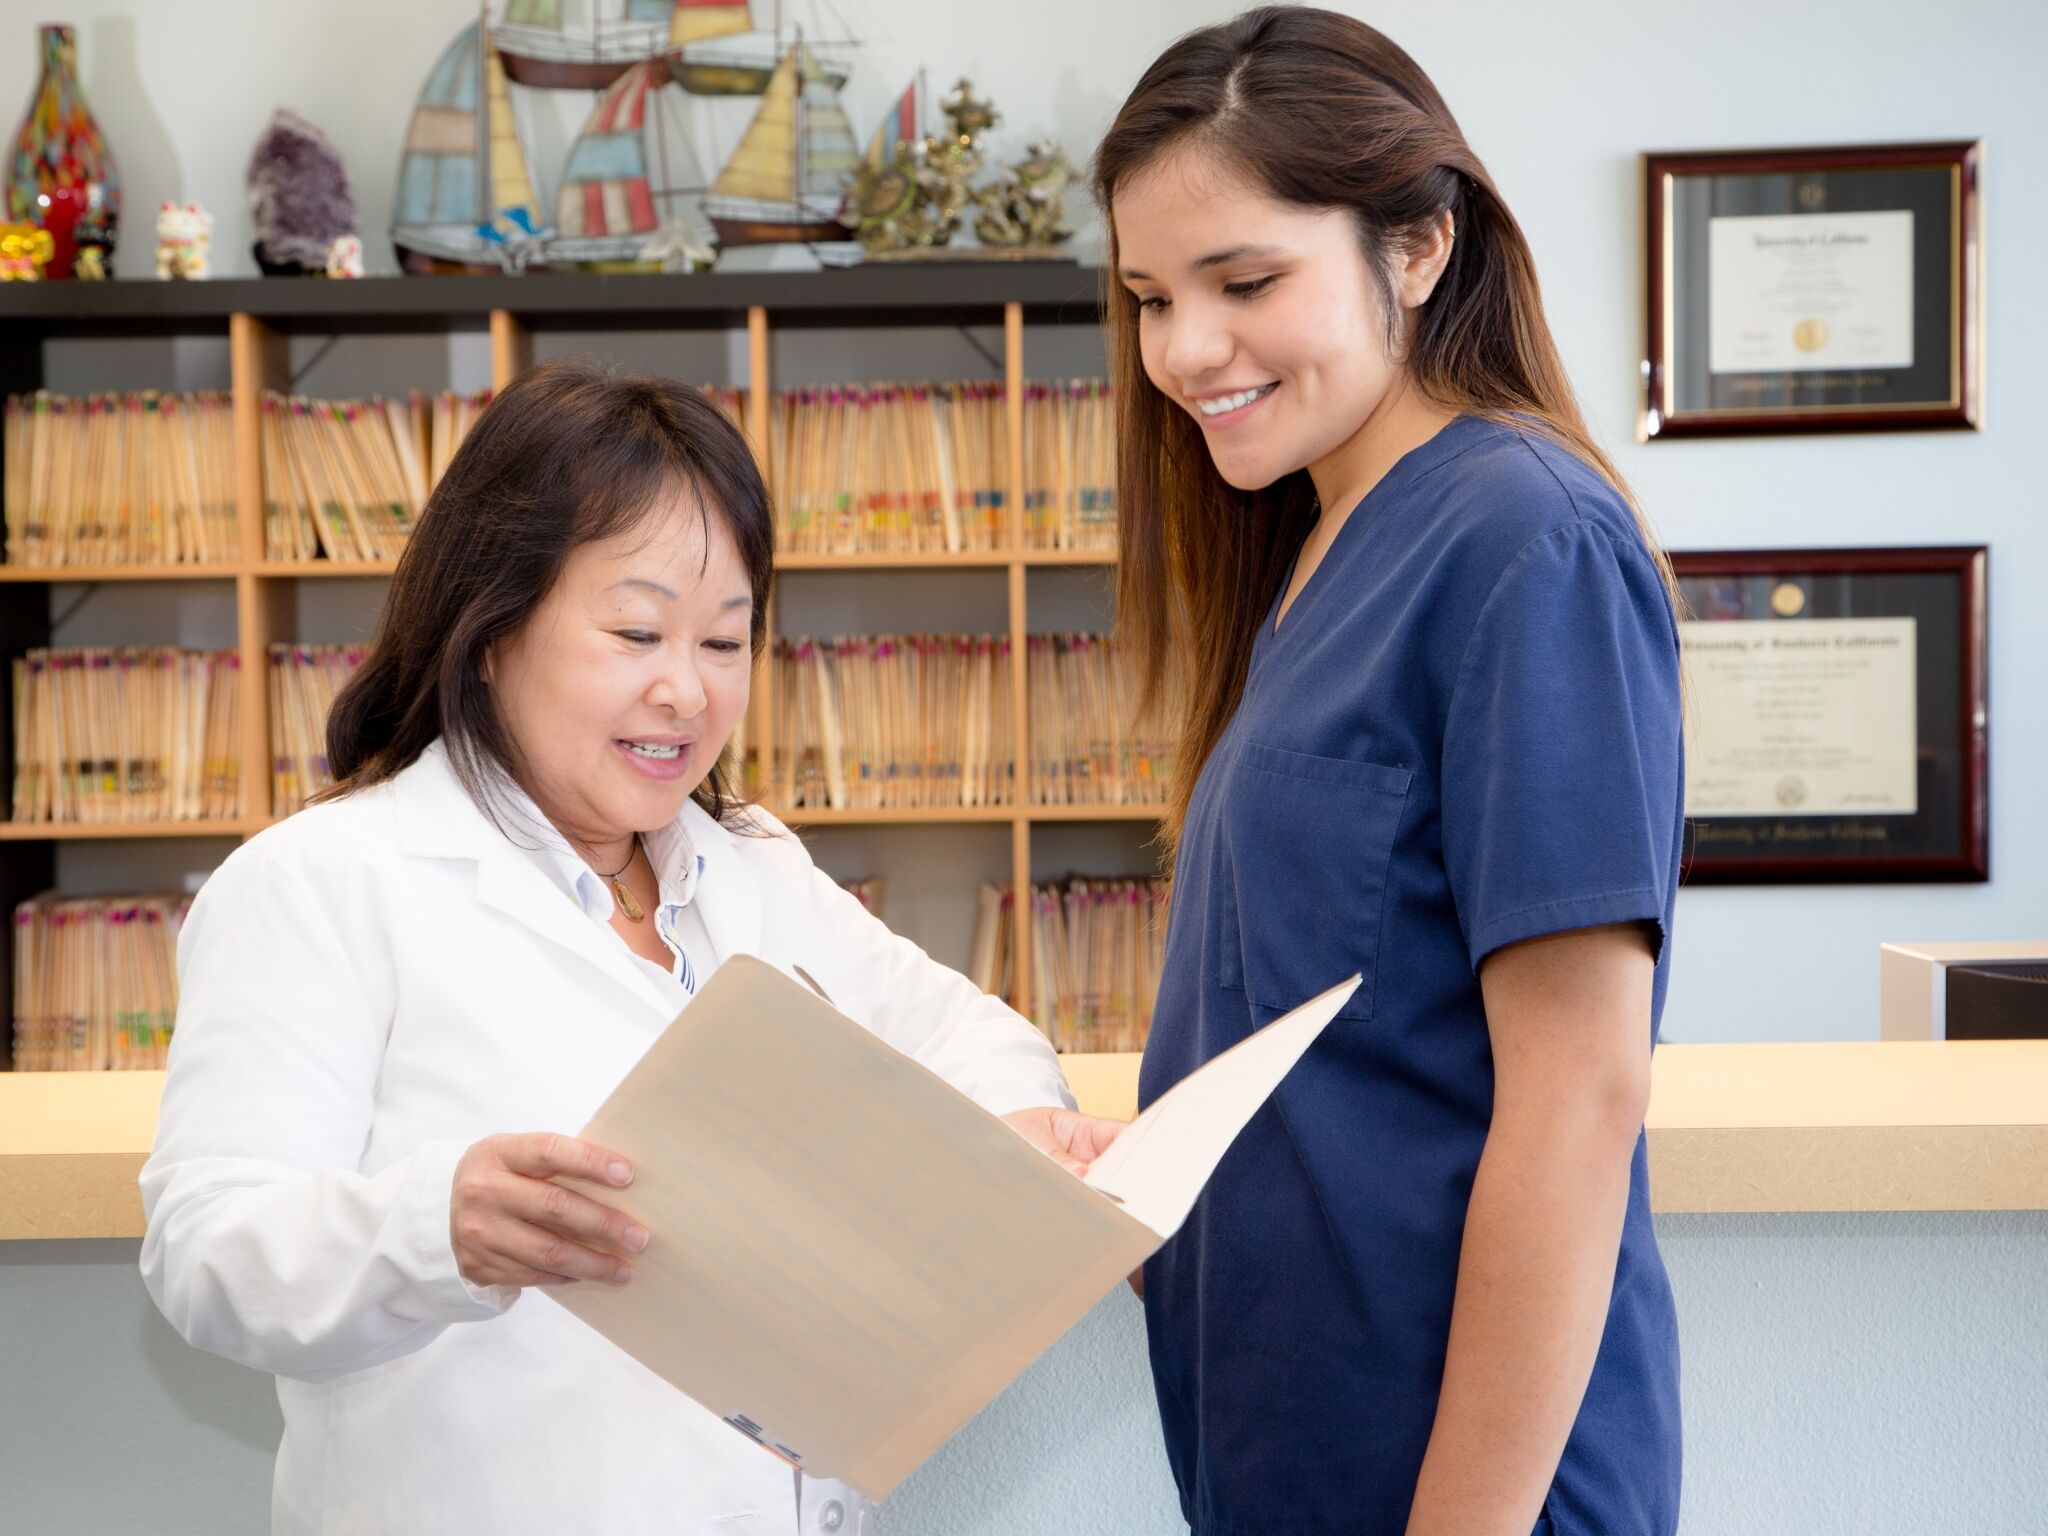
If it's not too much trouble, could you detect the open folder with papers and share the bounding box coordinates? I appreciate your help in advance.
[553,955,1359,1499]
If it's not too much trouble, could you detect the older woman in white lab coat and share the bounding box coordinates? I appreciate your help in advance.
[140,361,1121,1536]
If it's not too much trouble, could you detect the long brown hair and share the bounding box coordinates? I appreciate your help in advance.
[1094,5,1675,853]
[317,358,773,831]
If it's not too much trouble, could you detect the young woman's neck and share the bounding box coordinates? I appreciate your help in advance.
[1305,371,1459,531]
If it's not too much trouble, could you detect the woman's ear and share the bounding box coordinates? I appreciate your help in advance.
[1398,210,1455,310]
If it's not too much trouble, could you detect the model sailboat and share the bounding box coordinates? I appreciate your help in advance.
[701,38,858,245]
[552,54,714,264]
[391,20,544,273]
[390,4,863,272]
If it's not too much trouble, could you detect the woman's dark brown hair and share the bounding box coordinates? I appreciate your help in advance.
[317,358,772,829]
[1094,5,1676,851]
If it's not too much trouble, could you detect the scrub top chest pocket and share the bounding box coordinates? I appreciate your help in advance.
[1215,739,1412,1023]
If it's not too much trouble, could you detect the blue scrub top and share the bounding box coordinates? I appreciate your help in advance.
[1140,414,1684,1536]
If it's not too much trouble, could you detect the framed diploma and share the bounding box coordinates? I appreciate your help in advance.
[1645,141,1983,437]
[1675,546,1987,883]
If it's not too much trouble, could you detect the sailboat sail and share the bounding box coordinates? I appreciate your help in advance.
[548,54,715,264]
[485,47,540,222]
[797,50,859,196]
[669,0,750,45]
[863,78,918,170]
[395,21,484,229]
[710,48,799,203]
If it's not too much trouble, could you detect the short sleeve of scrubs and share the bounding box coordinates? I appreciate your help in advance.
[1439,519,1683,971]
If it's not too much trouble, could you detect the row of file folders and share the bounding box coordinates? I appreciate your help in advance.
[966,877,1169,1054]
[770,633,1170,809]
[8,637,1173,822]
[2,379,1118,567]
[8,872,1162,1069]
[0,388,494,567]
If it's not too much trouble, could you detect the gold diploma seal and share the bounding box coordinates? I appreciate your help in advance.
[1793,318,1829,353]
[1771,582,1807,617]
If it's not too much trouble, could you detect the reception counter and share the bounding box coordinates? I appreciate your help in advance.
[5,1040,2047,1239]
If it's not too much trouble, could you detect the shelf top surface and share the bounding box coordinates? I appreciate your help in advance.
[0,263,1111,337]
[10,1040,2048,1161]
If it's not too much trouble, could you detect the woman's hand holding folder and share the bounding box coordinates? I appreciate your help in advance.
[451,1132,650,1290]
[999,1106,1130,1178]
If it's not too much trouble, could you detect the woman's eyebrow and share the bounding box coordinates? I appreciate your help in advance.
[1120,243,1288,281]
[605,578,679,600]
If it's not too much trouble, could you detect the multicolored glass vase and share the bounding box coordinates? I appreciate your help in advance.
[6,24,121,279]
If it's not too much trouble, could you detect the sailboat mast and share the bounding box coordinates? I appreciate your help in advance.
[477,0,491,226]
[653,80,674,221]
[791,26,803,212]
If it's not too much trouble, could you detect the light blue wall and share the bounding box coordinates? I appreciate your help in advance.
[3,0,2043,1531]
[6,1220,2045,1534]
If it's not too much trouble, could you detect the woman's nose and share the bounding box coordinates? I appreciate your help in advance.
[649,653,709,718]
[1161,303,1234,386]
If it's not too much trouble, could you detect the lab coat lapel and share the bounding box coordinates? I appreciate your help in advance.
[681,800,764,970]
[391,741,676,1018]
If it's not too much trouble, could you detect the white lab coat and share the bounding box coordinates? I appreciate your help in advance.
[140,738,1073,1536]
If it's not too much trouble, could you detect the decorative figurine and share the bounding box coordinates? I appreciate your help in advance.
[841,77,1073,261]
[73,242,104,279]
[6,24,121,278]
[155,201,213,279]
[638,221,718,274]
[0,221,54,280]
[247,108,359,276]
[973,141,1074,249]
[841,77,986,254]
[324,233,365,279]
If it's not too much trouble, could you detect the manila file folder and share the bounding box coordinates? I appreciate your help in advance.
[553,954,1358,1499]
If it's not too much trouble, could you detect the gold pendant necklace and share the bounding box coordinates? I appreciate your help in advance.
[611,877,645,922]
[596,837,646,922]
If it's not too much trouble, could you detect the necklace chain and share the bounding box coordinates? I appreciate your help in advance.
[593,837,637,881]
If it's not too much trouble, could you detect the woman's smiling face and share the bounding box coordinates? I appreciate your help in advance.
[1112,143,1407,493]
[485,485,754,853]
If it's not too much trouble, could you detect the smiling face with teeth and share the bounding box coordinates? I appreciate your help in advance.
[1112,144,1451,508]
[484,483,754,868]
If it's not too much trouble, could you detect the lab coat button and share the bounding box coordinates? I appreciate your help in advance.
[819,1499,845,1531]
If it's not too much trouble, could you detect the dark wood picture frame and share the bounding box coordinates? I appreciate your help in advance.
[1645,141,1983,438]
[1675,546,1988,884]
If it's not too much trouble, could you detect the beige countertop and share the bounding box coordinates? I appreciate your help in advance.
[6,1041,2046,1240]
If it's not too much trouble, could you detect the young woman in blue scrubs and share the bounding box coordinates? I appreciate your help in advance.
[1095,10,1684,1536]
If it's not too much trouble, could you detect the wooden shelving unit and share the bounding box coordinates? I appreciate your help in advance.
[0,268,1150,1062]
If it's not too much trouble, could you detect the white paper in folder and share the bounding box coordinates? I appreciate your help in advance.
[551,955,1358,1500]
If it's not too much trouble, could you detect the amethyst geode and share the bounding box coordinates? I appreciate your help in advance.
[246,107,357,275]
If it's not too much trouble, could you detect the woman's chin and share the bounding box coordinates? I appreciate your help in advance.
[1210,455,1290,493]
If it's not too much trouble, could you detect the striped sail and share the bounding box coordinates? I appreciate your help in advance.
[863,79,918,171]
[556,57,663,239]
[395,22,484,228]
